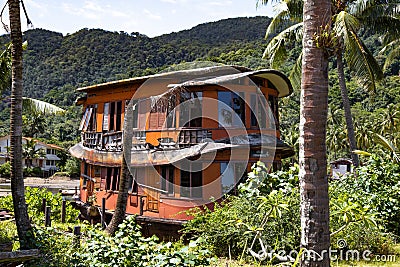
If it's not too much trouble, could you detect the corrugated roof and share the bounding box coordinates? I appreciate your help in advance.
[76,65,293,98]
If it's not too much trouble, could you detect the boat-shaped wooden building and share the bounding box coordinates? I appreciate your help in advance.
[70,65,294,224]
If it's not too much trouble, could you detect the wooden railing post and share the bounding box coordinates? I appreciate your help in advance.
[61,200,66,223]
[73,226,81,247]
[139,196,145,215]
[45,206,51,227]
[41,198,46,213]
[101,197,106,229]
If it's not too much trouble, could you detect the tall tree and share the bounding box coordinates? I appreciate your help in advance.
[105,101,134,235]
[259,0,400,167]
[299,0,331,266]
[8,0,34,249]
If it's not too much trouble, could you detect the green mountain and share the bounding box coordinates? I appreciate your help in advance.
[0,15,398,164]
[0,16,271,106]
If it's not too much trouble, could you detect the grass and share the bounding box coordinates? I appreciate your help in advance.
[210,245,400,267]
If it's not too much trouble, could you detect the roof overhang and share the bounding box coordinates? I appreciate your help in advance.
[75,66,293,98]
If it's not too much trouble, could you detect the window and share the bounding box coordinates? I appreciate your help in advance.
[220,162,247,195]
[79,105,97,131]
[127,172,138,194]
[160,165,174,195]
[105,167,120,191]
[218,91,245,127]
[179,92,202,127]
[149,101,166,129]
[130,99,138,129]
[180,162,202,198]
[46,149,56,155]
[103,101,122,132]
[268,96,279,127]
[46,160,56,166]
[166,95,176,128]
[250,93,267,129]
[82,162,88,187]
[126,168,144,193]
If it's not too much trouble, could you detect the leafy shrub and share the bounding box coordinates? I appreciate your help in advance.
[0,187,79,224]
[330,155,400,235]
[63,157,81,178]
[182,162,301,261]
[23,166,42,177]
[73,216,213,267]
[0,221,17,244]
[0,162,11,178]
[183,160,396,264]
[25,216,213,267]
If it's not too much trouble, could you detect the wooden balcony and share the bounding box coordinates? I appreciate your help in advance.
[82,129,212,151]
[82,131,123,152]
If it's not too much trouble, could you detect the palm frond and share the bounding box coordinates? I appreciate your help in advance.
[380,38,400,70]
[22,97,65,115]
[266,3,291,39]
[350,0,400,18]
[374,133,400,162]
[263,22,303,68]
[351,0,400,36]
[334,11,383,93]
[288,52,302,91]
[0,43,12,93]
[265,0,303,39]
[256,0,281,8]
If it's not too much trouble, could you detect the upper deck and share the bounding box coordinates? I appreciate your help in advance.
[71,66,293,166]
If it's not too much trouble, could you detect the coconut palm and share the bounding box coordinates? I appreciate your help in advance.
[7,0,34,249]
[105,100,134,235]
[259,0,400,167]
[299,0,332,264]
[22,138,46,168]
[259,0,332,265]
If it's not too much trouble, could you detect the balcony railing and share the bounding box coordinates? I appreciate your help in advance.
[82,131,123,152]
[82,129,211,151]
[178,129,212,147]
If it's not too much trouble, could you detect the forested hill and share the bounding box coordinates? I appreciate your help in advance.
[0,16,271,106]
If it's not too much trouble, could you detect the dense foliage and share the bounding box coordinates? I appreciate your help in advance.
[0,187,79,224]
[183,160,398,264]
[0,16,398,169]
[24,216,213,267]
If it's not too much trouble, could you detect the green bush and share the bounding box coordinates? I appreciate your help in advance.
[0,187,79,224]
[23,166,42,177]
[25,216,213,267]
[183,160,397,264]
[0,162,11,178]
[182,162,301,262]
[63,157,81,178]
[73,216,213,267]
[0,221,17,244]
[330,155,400,235]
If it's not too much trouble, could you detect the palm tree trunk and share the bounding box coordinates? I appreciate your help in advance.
[337,52,359,167]
[106,102,134,235]
[9,0,33,249]
[299,0,331,265]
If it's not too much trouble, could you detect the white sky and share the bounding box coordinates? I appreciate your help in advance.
[0,0,274,37]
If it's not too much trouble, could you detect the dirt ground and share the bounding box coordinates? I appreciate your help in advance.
[0,176,79,197]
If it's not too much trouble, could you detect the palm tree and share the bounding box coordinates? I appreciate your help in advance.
[258,0,332,264]
[8,0,34,249]
[299,0,332,264]
[259,0,400,167]
[105,101,134,235]
[22,139,46,168]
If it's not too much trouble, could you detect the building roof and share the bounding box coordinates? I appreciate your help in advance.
[76,65,293,98]
[0,135,64,151]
